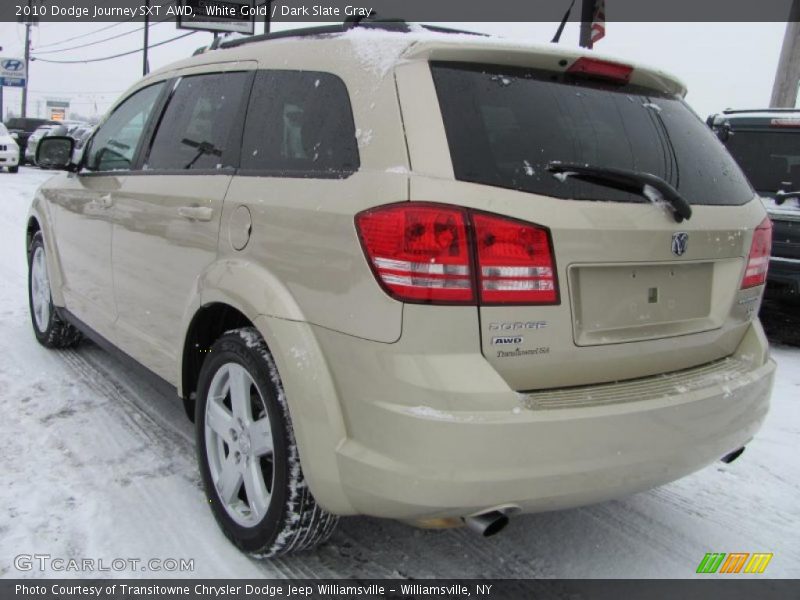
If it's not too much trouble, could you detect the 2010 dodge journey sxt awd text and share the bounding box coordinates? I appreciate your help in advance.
[27,22,776,557]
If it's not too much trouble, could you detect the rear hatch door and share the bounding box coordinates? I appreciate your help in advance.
[399,54,766,391]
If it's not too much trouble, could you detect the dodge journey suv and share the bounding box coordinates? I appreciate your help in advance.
[28,22,776,557]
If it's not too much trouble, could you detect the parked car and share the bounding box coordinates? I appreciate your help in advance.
[29,22,775,557]
[68,125,94,163]
[69,125,93,150]
[0,123,20,173]
[4,117,59,164]
[708,109,800,303]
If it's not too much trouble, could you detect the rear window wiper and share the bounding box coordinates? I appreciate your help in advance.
[547,161,692,223]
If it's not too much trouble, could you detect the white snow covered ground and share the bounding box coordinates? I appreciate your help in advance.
[0,167,798,579]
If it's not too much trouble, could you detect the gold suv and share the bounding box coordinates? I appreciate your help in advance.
[28,23,776,556]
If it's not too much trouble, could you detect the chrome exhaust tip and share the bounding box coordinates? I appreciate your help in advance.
[721,446,746,464]
[463,510,510,537]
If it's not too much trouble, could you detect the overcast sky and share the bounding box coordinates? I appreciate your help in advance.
[0,21,789,121]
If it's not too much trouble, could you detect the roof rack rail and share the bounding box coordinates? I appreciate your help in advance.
[217,20,483,50]
[722,108,800,115]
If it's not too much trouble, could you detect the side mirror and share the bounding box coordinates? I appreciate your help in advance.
[37,136,75,171]
[10,132,19,140]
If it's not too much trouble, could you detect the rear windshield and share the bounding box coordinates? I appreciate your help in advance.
[721,129,800,193]
[431,62,754,206]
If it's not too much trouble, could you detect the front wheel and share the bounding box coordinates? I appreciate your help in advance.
[28,232,82,348]
[196,327,337,557]
[9,166,19,173]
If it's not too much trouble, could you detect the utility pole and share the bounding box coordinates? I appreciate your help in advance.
[143,0,150,76]
[21,0,32,118]
[771,0,800,107]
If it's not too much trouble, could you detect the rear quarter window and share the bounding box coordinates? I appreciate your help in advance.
[240,70,359,177]
[721,128,800,193]
[431,62,754,206]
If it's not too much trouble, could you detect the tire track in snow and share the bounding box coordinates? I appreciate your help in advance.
[57,341,348,579]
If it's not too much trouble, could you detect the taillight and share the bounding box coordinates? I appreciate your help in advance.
[356,203,559,305]
[473,212,558,305]
[566,57,633,84]
[356,204,474,304]
[741,217,773,289]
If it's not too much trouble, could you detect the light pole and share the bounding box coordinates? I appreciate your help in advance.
[21,0,32,117]
[143,0,150,76]
[771,0,800,108]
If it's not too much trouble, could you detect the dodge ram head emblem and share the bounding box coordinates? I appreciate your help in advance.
[671,232,689,256]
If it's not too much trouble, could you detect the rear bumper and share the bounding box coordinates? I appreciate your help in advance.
[308,320,774,520]
[766,256,800,300]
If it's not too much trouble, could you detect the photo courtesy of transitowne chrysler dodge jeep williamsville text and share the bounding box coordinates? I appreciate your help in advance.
[27,21,776,557]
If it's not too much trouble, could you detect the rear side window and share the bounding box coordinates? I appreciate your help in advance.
[431,62,754,206]
[722,129,800,193]
[240,70,359,177]
[146,72,250,171]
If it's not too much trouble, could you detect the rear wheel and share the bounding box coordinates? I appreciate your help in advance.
[9,166,19,173]
[196,327,337,557]
[28,232,82,348]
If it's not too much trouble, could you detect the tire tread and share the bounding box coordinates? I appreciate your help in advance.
[28,232,82,349]
[204,327,337,558]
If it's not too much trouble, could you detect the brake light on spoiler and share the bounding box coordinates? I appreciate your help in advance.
[356,203,559,305]
[567,57,633,84]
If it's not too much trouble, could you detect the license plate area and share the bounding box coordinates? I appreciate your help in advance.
[570,262,716,346]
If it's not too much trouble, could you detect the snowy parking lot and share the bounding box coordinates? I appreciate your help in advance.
[0,167,798,579]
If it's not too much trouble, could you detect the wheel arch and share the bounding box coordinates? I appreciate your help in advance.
[180,302,252,420]
[178,265,354,513]
[26,215,41,250]
[26,200,67,307]
[179,258,308,406]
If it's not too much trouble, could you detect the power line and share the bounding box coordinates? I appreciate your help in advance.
[33,17,138,49]
[31,31,197,64]
[33,19,169,55]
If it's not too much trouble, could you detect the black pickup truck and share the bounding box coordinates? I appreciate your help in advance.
[3,117,59,164]
[708,109,800,303]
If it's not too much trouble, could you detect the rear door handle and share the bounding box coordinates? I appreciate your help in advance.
[177,206,213,222]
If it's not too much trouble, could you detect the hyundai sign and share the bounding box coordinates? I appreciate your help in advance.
[0,57,26,87]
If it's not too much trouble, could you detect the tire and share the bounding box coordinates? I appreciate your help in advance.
[9,166,19,174]
[196,327,338,557]
[28,232,82,349]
